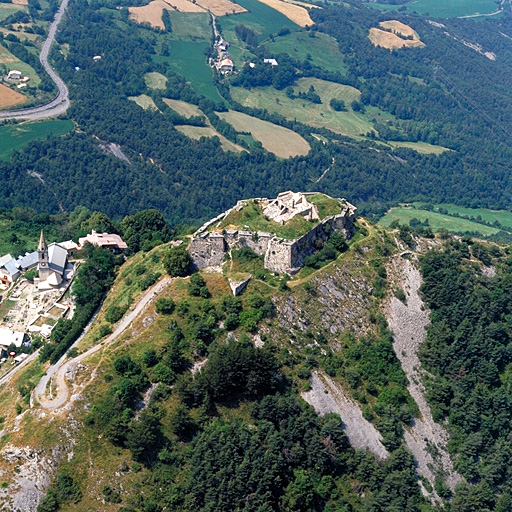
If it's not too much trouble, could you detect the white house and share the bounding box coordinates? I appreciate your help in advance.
[264,58,278,67]
[7,70,22,80]
[0,254,20,285]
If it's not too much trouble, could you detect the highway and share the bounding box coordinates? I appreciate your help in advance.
[0,0,70,121]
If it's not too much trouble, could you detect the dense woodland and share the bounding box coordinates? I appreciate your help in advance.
[1,0,512,225]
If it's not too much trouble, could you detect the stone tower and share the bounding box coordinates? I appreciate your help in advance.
[38,230,50,281]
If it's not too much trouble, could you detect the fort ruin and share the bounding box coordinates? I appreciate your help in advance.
[188,192,357,274]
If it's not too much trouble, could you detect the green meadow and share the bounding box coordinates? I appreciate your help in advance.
[153,41,225,103]
[366,0,500,17]
[0,120,74,161]
[263,31,347,74]
[378,207,501,236]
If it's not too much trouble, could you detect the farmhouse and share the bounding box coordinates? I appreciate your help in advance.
[7,70,22,80]
[0,254,20,285]
[217,58,234,73]
[79,230,128,252]
[264,58,278,66]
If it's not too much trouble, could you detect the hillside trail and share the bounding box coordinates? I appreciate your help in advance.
[386,252,462,502]
[32,277,170,410]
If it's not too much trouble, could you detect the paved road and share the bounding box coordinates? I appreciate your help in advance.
[0,350,40,388]
[33,277,171,410]
[0,0,70,121]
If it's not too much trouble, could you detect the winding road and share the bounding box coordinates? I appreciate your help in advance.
[32,277,170,410]
[0,0,70,121]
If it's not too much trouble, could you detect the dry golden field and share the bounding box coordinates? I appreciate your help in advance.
[368,21,425,50]
[253,0,313,26]
[194,0,246,15]
[0,83,26,109]
[129,0,172,29]
[176,125,246,152]
[163,98,205,118]
[162,0,205,12]
[128,94,160,111]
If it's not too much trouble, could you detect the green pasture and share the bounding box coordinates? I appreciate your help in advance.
[386,140,450,155]
[217,0,298,47]
[263,31,347,74]
[231,77,376,138]
[0,119,74,161]
[144,72,167,90]
[415,203,512,230]
[0,43,41,86]
[0,3,25,22]
[153,40,224,103]
[367,0,501,17]
[166,12,211,41]
[378,207,500,236]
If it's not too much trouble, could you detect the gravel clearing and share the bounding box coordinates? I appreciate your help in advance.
[386,254,462,501]
[302,372,388,459]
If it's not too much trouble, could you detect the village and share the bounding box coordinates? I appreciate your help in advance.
[0,229,127,372]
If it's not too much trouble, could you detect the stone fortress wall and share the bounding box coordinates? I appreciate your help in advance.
[188,193,357,275]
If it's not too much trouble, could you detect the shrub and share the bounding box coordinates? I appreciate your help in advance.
[105,304,129,324]
[164,245,192,277]
[155,298,174,315]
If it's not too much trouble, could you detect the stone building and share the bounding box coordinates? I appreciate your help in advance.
[188,193,357,274]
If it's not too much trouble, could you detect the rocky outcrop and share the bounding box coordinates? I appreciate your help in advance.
[188,194,357,274]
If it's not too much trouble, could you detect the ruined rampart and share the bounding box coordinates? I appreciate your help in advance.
[188,196,357,274]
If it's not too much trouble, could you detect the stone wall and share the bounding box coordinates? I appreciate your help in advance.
[188,197,357,274]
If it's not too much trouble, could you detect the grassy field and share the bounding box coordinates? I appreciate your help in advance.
[144,71,167,90]
[263,31,347,74]
[367,0,500,17]
[386,140,450,155]
[0,3,25,21]
[166,11,211,40]
[176,125,246,152]
[128,94,160,111]
[415,203,512,230]
[163,98,205,118]
[153,41,224,103]
[218,0,298,46]
[0,120,74,161]
[307,193,344,218]
[217,110,310,158]
[231,77,376,138]
[378,207,500,236]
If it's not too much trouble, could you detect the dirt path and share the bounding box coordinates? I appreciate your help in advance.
[386,254,462,501]
[0,0,70,121]
[302,372,388,459]
[32,277,170,410]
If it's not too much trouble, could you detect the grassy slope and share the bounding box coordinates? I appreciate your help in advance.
[176,125,246,153]
[231,77,376,137]
[0,43,41,86]
[0,120,74,161]
[378,207,500,236]
[0,3,25,21]
[128,94,160,111]
[263,30,347,74]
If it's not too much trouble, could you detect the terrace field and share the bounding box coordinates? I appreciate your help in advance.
[231,77,376,138]
[0,120,74,161]
[217,110,310,158]
[378,207,501,236]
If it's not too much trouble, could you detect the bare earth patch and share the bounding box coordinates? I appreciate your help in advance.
[253,0,313,26]
[194,0,246,16]
[0,83,26,109]
[217,110,310,158]
[302,372,389,459]
[369,20,425,50]
[386,254,462,503]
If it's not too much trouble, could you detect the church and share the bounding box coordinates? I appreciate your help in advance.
[37,231,69,289]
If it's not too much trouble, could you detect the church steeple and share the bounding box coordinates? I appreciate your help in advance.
[38,230,49,281]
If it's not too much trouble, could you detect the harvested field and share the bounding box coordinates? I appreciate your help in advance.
[144,71,167,90]
[217,110,310,158]
[163,98,205,118]
[129,94,160,111]
[253,0,313,26]
[369,24,425,50]
[379,20,416,37]
[161,0,205,12]
[129,0,172,29]
[176,125,245,153]
[0,83,26,109]
[11,0,28,5]
[194,0,246,15]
